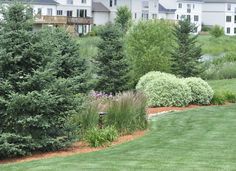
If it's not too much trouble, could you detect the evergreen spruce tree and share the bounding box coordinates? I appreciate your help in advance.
[0,3,89,158]
[95,24,130,94]
[171,19,202,77]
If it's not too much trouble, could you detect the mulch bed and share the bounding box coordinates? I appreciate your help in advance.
[0,131,146,165]
[0,105,205,165]
[147,105,201,115]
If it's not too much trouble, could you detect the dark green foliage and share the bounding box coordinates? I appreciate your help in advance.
[0,133,33,159]
[95,24,130,94]
[105,92,147,135]
[172,19,202,77]
[210,25,224,38]
[84,126,118,147]
[115,6,132,33]
[0,3,89,158]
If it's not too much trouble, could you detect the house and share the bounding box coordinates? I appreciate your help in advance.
[202,0,236,35]
[175,0,203,33]
[158,3,176,20]
[92,0,159,25]
[0,0,93,35]
[92,2,110,25]
[158,0,176,20]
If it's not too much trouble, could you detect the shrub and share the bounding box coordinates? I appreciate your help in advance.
[202,25,211,32]
[125,20,174,85]
[224,91,236,103]
[136,71,176,91]
[211,92,226,105]
[105,91,147,135]
[185,77,214,105]
[210,25,224,38]
[85,126,118,147]
[0,133,33,159]
[143,77,192,107]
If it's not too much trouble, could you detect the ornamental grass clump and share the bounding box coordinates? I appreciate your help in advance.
[185,77,214,105]
[105,91,148,135]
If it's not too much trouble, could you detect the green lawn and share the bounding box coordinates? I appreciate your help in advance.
[1,104,236,170]
[197,35,236,56]
[208,79,236,95]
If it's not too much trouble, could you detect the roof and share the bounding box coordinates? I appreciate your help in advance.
[159,3,176,13]
[0,0,58,5]
[204,0,236,3]
[177,0,204,2]
[92,2,110,12]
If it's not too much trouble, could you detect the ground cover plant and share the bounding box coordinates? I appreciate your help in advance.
[2,105,236,170]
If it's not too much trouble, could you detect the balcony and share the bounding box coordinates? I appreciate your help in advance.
[67,17,93,25]
[35,15,67,24]
[35,15,93,25]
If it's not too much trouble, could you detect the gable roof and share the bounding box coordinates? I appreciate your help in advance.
[92,2,110,12]
[159,3,176,13]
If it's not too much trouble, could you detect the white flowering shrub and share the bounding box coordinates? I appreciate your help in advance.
[142,77,192,107]
[185,77,214,105]
[136,71,176,91]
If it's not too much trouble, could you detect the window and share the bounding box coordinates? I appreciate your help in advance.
[187,4,191,9]
[227,27,231,34]
[227,3,231,11]
[142,10,149,20]
[67,10,73,17]
[142,1,149,8]
[226,16,231,22]
[37,8,42,16]
[57,10,63,16]
[193,4,195,9]
[47,8,53,16]
[152,14,157,19]
[194,15,199,22]
[234,28,236,34]
[78,9,87,17]
[187,15,191,21]
[114,0,117,6]
[177,14,179,20]
[110,0,113,7]
[234,15,236,23]
[134,13,137,19]
[67,0,73,4]
[178,3,182,8]
[81,0,86,3]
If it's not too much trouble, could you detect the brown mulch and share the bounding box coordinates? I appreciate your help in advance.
[147,105,201,115]
[0,131,146,165]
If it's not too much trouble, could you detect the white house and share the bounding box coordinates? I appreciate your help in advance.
[0,0,93,35]
[175,0,203,33]
[158,0,176,20]
[92,0,159,25]
[202,0,236,35]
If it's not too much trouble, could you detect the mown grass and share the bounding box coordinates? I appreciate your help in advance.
[208,78,236,95]
[197,35,236,56]
[1,104,236,170]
